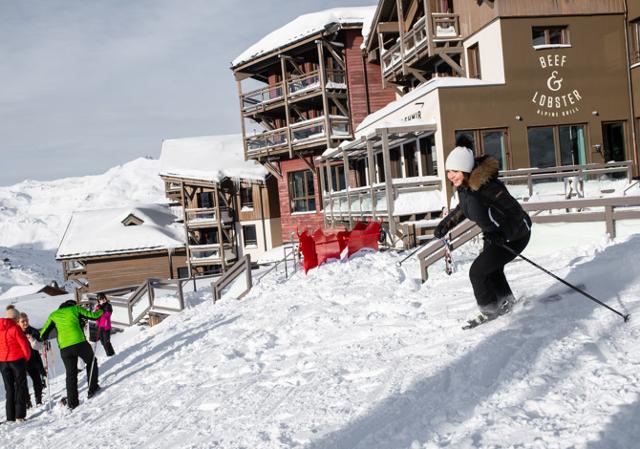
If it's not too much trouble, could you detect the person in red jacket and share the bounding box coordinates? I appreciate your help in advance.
[0,309,32,422]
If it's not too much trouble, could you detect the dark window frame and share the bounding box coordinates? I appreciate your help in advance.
[532,25,570,47]
[527,123,590,168]
[631,20,640,65]
[240,185,254,209]
[454,128,511,170]
[242,224,258,247]
[287,169,316,213]
[467,43,481,79]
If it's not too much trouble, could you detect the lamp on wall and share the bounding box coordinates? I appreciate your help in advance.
[593,144,603,154]
[515,115,522,121]
[592,110,599,116]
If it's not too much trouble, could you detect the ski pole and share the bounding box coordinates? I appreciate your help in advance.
[396,238,436,266]
[501,244,630,322]
[87,338,99,393]
[43,342,52,412]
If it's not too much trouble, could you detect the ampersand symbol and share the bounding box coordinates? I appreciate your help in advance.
[547,70,563,92]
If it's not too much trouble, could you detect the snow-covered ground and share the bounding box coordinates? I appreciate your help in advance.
[1,231,638,448]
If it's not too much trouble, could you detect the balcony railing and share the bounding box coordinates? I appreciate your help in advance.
[241,70,347,113]
[185,207,232,227]
[381,13,461,75]
[189,243,236,265]
[245,115,351,157]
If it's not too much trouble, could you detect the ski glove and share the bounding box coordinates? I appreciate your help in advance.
[434,221,448,239]
[484,231,506,246]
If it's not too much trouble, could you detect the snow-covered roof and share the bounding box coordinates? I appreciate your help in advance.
[56,204,185,259]
[232,6,377,68]
[159,134,267,183]
[356,77,498,133]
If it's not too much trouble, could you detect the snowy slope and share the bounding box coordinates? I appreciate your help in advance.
[1,235,639,448]
[0,157,166,296]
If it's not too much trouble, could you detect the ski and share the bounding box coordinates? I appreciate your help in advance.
[462,297,519,330]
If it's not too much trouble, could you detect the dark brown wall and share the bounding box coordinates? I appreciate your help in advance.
[630,1,640,20]
[438,15,632,170]
[344,30,397,131]
[67,250,188,293]
[496,0,625,17]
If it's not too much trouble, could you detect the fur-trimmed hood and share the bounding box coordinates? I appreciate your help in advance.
[468,155,500,191]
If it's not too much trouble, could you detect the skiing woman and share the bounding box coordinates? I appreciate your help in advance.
[434,144,532,327]
[95,294,115,356]
[0,308,31,422]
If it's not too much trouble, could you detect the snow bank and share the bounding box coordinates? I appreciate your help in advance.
[232,7,376,67]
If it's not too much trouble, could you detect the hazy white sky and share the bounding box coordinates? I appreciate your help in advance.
[0,0,374,186]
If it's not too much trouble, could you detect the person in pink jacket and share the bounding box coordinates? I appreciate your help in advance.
[95,294,115,356]
[0,308,31,422]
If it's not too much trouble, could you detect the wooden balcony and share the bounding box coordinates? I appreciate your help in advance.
[380,13,462,80]
[241,70,347,114]
[245,115,351,159]
[188,243,236,266]
[184,207,233,228]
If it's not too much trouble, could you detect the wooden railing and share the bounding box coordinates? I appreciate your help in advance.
[416,194,640,282]
[189,243,236,265]
[245,115,351,157]
[86,278,185,327]
[381,13,461,75]
[211,255,253,302]
[184,207,232,227]
[242,83,284,112]
[499,161,633,197]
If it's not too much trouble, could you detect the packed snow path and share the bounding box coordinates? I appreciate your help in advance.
[2,237,640,449]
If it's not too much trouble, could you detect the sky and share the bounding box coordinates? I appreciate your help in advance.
[0,0,375,186]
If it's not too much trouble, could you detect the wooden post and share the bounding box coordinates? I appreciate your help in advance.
[181,181,193,280]
[367,140,377,220]
[378,31,387,89]
[214,184,226,273]
[317,40,332,150]
[396,0,407,75]
[318,158,328,228]
[381,129,396,242]
[326,159,335,226]
[280,56,294,158]
[343,148,353,228]
[236,79,249,160]
[605,205,615,238]
[423,0,434,55]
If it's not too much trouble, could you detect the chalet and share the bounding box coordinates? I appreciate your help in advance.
[317,0,640,246]
[231,7,396,241]
[159,134,282,278]
[57,204,187,293]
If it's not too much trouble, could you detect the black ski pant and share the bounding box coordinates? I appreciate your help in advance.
[98,328,115,356]
[60,341,98,409]
[25,354,45,405]
[0,359,28,421]
[469,232,530,308]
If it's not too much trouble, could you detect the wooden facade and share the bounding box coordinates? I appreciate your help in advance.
[62,249,188,293]
[232,13,396,241]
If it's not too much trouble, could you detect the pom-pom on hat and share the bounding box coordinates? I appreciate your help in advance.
[445,146,475,173]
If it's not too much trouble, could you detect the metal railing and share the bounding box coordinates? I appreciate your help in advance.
[416,194,640,282]
[242,83,284,112]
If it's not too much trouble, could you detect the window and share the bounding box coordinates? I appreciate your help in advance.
[467,43,481,79]
[532,26,569,47]
[177,267,189,279]
[67,260,86,273]
[631,20,640,64]
[329,165,346,192]
[403,141,418,178]
[602,122,626,163]
[455,128,510,170]
[197,191,213,208]
[419,135,438,176]
[240,185,253,209]
[528,124,587,168]
[288,170,316,213]
[243,225,258,247]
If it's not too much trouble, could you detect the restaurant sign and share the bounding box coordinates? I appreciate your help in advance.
[531,54,582,117]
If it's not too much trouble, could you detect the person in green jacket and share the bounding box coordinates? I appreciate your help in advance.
[40,300,103,409]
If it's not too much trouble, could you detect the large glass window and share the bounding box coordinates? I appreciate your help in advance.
[240,185,253,209]
[419,135,438,176]
[288,170,316,213]
[403,141,418,178]
[528,124,587,168]
[455,129,509,170]
[528,127,556,168]
[329,165,346,192]
[197,191,213,209]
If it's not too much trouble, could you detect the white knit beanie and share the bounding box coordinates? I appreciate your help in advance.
[445,146,475,173]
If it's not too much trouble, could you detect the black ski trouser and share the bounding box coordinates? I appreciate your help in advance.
[0,359,28,421]
[60,341,98,409]
[98,329,115,356]
[469,232,531,307]
[25,355,45,405]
